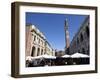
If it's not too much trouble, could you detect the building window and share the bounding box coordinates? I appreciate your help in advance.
[32,33,33,36]
[86,26,89,37]
[34,35,36,41]
[41,40,43,45]
[82,48,85,54]
[78,50,80,53]
[80,33,83,42]
[77,37,79,44]
[38,39,40,44]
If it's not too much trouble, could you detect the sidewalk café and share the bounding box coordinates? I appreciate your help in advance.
[26,53,90,67]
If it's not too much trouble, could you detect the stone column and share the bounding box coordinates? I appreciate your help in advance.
[34,46,38,57]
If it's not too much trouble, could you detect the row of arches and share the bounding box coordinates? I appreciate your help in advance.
[31,46,44,57]
[78,46,89,55]
[77,26,89,44]
[69,24,90,55]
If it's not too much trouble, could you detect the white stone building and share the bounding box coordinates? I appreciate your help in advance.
[26,24,55,58]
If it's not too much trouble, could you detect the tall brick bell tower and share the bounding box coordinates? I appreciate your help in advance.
[64,18,70,54]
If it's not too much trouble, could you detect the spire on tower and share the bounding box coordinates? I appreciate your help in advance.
[65,18,68,30]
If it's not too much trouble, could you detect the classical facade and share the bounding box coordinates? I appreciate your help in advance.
[45,40,55,56]
[69,16,90,55]
[26,24,55,58]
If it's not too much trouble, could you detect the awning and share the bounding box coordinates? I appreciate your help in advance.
[71,52,89,58]
[61,54,71,58]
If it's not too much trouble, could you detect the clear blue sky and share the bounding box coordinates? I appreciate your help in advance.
[26,12,87,50]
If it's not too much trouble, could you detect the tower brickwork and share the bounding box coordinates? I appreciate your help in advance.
[64,19,70,54]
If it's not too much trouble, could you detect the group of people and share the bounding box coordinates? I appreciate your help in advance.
[26,57,72,67]
[26,56,90,67]
[26,58,52,67]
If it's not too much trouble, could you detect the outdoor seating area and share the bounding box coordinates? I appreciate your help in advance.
[26,53,90,67]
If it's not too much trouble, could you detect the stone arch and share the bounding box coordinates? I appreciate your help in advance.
[77,37,79,44]
[82,48,85,54]
[31,46,35,57]
[86,26,89,37]
[80,33,83,42]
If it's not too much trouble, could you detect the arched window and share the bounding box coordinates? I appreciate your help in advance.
[78,50,80,53]
[86,26,89,37]
[82,48,85,54]
[41,49,43,55]
[80,33,83,42]
[31,46,35,56]
[77,37,79,44]
[34,35,36,41]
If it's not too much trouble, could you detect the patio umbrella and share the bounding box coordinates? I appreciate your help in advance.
[26,56,33,61]
[71,52,89,58]
[39,54,56,66]
[60,54,72,65]
[31,55,43,59]
[41,54,56,59]
[61,54,71,58]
